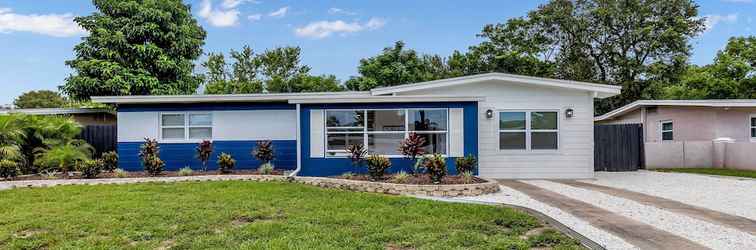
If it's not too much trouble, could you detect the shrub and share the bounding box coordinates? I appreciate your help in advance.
[398,133,425,174]
[34,142,92,176]
[114,168,127,178]
[77,159,103,179]
[178,166,194,176]
[455,154,477,175]
[139,138,165,176]
[253,140,275,165]
[41,170,58,179]
[101,151,118,172]
[392,171,410,184]
[346,144,367,168]
[423,153,447,184]
[461,171,475,184]
[195,140,213,172]
[0,162,20,180]
[365,155,391,181]
[340,172,355,178]
[217,153,236,174]
[258,162,274,175]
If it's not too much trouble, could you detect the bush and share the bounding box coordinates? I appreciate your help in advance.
[461,171,475,184]
[258,162,274,175]
[0,162,20,180]
[423,153,447,184]
[253,140,275,165]
[195,140,213,172]
[217,153,236,174]
[392,171,410,183]
[178,166,194,176]
[101,151,118,172]
[114,168,127,178]
[34,142,92,176]
[139,138,165,176]
[77,159,103,179]
[398,133,425,174]
[340,172,354,178]
[366,155,391,181]
[455,154,477,175]
[346,144,367,168]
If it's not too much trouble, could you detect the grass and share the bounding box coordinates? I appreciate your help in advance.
[0,181,584,249]
[654,168,756,179]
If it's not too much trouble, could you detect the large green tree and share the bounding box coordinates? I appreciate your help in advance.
[13,90,68,109]
[663,36,756,99]
[61,0,207,100]
[202,46,264,94]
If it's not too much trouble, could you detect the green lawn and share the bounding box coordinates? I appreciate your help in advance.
[654,168,756,179]
[0,181,582,249]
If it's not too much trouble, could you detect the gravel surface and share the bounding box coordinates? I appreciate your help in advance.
[439,186,638,250]
[583,171,756,221]
[527,180,756,250]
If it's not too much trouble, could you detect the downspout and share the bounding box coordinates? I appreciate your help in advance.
[289,103,302,177]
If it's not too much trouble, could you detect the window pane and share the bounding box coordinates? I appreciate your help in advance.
[752,128,755,138]
[367,110,405,132]
[326,133,364,152]
[662,131,673,141]
[326,111,364,130]
[500,112,526,130]
[409,109,447,131]
[416,133,447,154]
[162,114,185,126]
[368,133,405,155]
[189,128,212,139]
[532,132,558,150]
[751,117,756,127]
[500,132,526,150]
[532,112,557,130]
[162,128,184,139]
[662,122,673,131]
[189,114,212,126]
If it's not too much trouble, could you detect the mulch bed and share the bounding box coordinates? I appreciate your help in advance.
[10,169,285,181]
[335,174,487,185]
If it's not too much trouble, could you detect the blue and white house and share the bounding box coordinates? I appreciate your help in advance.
[93,73,620,179]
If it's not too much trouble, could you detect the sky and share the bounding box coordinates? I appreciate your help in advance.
[0,0,754,105]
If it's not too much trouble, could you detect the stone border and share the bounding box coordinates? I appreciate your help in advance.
[0,175,499,197]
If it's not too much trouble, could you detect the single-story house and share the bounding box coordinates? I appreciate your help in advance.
[595,99,756,170]
[0,108,116,126]
[92,73,621,178]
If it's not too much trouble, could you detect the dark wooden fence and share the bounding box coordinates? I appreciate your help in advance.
[79,125,117,157]
[594,124,644,172]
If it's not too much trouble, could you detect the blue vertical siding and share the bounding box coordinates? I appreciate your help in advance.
[298,102,479,177]
[118,140,296,171]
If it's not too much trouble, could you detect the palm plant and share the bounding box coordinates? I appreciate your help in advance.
[34,142,93,177]
[0,116,26,179]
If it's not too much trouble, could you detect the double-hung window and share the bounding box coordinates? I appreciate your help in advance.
[750,115,755,140]
[660,121,673,141]
[499,111,558,150]
[325,109,448,156]
[160,113,213,141]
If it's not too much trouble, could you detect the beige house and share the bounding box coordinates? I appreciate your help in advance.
[596,100,756,170]
[0,108,116,126]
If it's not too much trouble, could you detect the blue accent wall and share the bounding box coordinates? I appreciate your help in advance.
[118,102,294,112]
[118,140,296,171]
[299,102,478,177]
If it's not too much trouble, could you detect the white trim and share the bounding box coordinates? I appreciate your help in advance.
[158,111,213,143]
[0,108,114,115]
[497,110,560,152]
[289,96,483,104]
[93,92,371,104]
[291,104,302,177]
[660,120,674,142]
[749,114,756,142]
[596,99,756,122]
[370,72,621,98]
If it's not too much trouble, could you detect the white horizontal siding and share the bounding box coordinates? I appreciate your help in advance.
[401,80,595,179]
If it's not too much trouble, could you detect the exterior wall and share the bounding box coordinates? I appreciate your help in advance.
[71,113,116,126]
[116,103,297,171]
[400,80,595,179]
[299,102,478,177]
[596,109,641,125]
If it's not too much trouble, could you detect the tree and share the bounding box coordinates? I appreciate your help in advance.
[346,41,443,91]
[61,0,207,101]
[13,90,68,109]
[662,36,756,99]
[202,46,264,94]
[259,46,311,93]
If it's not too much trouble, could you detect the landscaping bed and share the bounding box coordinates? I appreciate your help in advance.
[336,173,487,185]
[10,169,285,181]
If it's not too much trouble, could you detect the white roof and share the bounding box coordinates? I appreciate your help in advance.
[0,108,114,115]
[92,92,372,104]
[595,99,756,121]
[370,72,621,98]
[288,95,484,104]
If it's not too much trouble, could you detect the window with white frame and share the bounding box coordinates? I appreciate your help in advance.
[660,120,673,141]
[325,109,448,156]
[750,115,755,139]
[160,113,213,141]
[499,111,558,150]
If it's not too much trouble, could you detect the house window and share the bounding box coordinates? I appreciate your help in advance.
[160,113,213,141]
[325,109,448,156]
[499,111,559,150]
[660,121,673,141]
[750,115,755,139]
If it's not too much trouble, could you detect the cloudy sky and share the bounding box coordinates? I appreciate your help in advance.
[0,0,754,105]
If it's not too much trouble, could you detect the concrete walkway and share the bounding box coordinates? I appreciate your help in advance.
[556,180,756,235]
[498,180,708,250]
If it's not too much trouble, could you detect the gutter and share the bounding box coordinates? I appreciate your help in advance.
[289,103,302,177]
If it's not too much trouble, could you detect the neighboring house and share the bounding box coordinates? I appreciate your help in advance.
[0,108,116,126]
[595,100,756,170]
[93,73,620,178]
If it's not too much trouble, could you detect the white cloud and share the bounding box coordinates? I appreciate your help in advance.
[198,0,240,27]
[221,0,259,9]
[328,8,356,16]
[703,13,738,32]
[248,14,262,22]
[294,17,386,39]
[268,6,289,18]
[0,7,86,37]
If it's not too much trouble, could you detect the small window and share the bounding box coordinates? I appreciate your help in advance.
[661,121,673,141]
[499,112,526,150]
[750,116,755,139]
[160,113,212,141]
[499,111,558,150]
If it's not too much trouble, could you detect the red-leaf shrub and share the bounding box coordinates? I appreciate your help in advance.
[196,140,213,171]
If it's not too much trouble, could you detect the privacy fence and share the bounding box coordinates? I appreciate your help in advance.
[594,124,644,172]
[79,125,117,157]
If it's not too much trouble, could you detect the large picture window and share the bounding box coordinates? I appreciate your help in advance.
[325,109,448,156]
[160,113,213,141]
[499,111,558,150]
